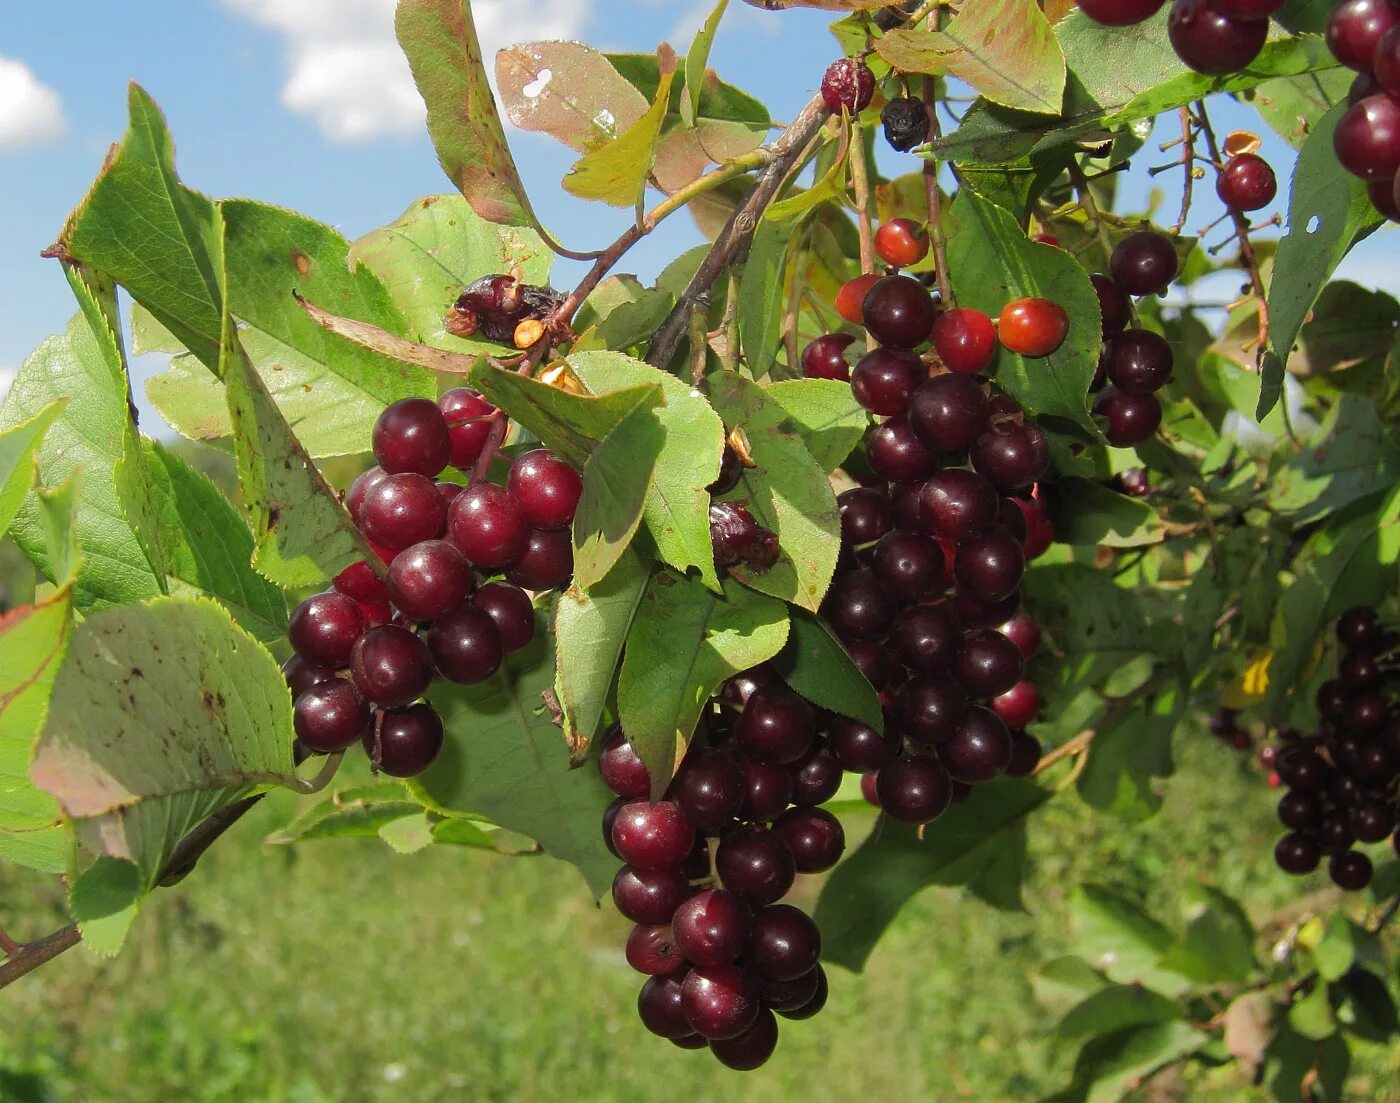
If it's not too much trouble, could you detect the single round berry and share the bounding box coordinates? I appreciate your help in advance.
[722,666,780,711]
[1005,730,1043,777]
[294,680,370,753]
[970,422,1050,489]
[671,888,750,967]
[426,603,504,685]
[890,601,961,673]
[896,674,968,746]
[1276,790,1323,830]
[735,755,795,822]
[506,528,574,591]
[872,530,945,601]
[908,374,989,453]
[289,591,368,669]
[1327,0,1400,70]
[1318,811,1356,854]
[1078,0,1168,24]
[1340,650,1382,691]
[1091,273,1131,336]
[283,654,337,698]
[372,397,451,478]
[613,865,691,924]
[1316,679,1348,720]
[990,680,1041,729]
[826,716,897,771]
[998,298,1069,357]
[1334,94,1400,181]
[334,558,388,603]
[955,529,1026,604]
[738,685,817,765]
[822,568,897,642]
[779,964,829,1020]
[875,218,930,268]
[876,753,953,823]
[867,417,938,482]
[955,627,1025,697]
[1377,24,1400,95]
[820,57,876,115]
[836,273,881,326]
[346,466,388,524]
[939,706,1013,783]
[1274,832,1321,874]
[998,611,1040,659]
[747,904,821,982]
[863,275,937,350]
[882,94,931,151]
[626,924,686,976]
[1168,0,1268,75]
[773,806,845,873]
[671,749,744,831]
[470,581,535,653]
[1110,230,1179,296]
[709,1006,779,1070]
[598,725,651,799]
[366,703,445,777]
[801,333,855,381]
[851,348,925,416]
[387,539,472,622]
[1277,747,1329,792]
[1216,153,1278,211]
[837,487,893,546]
[682,964,762,1041]
[790,744,843,806]
[637,973,692,1038]
[438,388,496,471]
[1351,800,1396,843]
[1329,849,1373,891]
[715,827,796,905]
[1095,388,1163,446]
[1337,605,1383,649]
[932,308,997,375]
[920,468,999,541]
[612,800,698,871]
[507,449,582,530]
[888,479,927,532]
[360,472,448,551]
[1106,329,1174,394]
[350,624,433,707]
[448,482,529,567]
[842,638,894,690]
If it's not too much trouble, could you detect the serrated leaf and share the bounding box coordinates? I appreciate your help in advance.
[1076,677,1181,822]
[1052,478,1167,548]
[573,400,663,588]
[682,0,728,127]
[377,812,435,854]
[266,783,427,844]
[771,609,883,731]
[762,379,869,473]
[564,46,677,208]
[876,1,1066,115]
[409,616,617,897]
[0,400,64,537]
[1250,66,1354,148]
[554,546,649,751]
[1057,985,1181,1041]
[69,856,142,957]
[569,351,725,592]
[31,597,298,887]
[130,301,185,355]
[396,0,540,228]
[814,780,1051,971]
[1268,397,1400,523]
[1313,912,1359,982]
[946,188,1100,435]
[765,135,849,222]
[1261,101,1383,419]
[707,371,841,611]
[617,573,789,795]
[1070,884,1190,996]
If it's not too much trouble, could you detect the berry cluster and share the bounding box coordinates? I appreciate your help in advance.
[600,674,845,1070]
[1327,0,1400,222]
[1090,229,1181,446]
[1271,606,1400,891]
[282,392,582,776]
[1079,0,1283,76]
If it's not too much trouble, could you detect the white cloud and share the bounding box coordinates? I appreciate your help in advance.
[0,365,17,401]
[0,57,66,153]
[220,0,589,143]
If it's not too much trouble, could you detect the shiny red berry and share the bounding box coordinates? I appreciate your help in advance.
[932,308,997,374]
[1216,153,1278,211]
[998,298,1069,357]
[874,218,930,268]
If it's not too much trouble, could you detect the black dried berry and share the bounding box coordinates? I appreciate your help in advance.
[882,97,929,153]
[445,274,563,344]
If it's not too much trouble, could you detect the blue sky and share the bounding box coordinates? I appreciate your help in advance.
[0,1,1393,429]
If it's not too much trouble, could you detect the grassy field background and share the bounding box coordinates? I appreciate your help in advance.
[3,726,1397,1103]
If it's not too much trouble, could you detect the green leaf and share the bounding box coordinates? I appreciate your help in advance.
[682,0,729,127]
[570,351,726,592]
[409,616,617,897]
[69,856,143,957]
[564,46,677,208]
[1289,980,1337,1040]
[347,194,552,356]
[765,138,849,222]
[266,782,428,844]
[467,361,663,470]
[1057,985,1181,1041]
[574,276,676,353]
[946,188,1100,436]
[573,399,664,589]
[0,400,65,537]
[141,440,287,643]
[707,371,841,611]
[130,301,185,355]
[1070,884,1190,996]
[814,780,1052,971]
[377,812,436,854]
[1261,101,1382,418]
[1031,955,1112,1015]
[497,41,649,156]
[617,573,789,795]
[1268,395,1400,522]
[1266,1021,1350,1102]
[1076,677,1181,822]
[762,379,869,473]
[1312,912,1359,983]
[31,596,299,887]
[738,216,799,377]
[876,1,1066,115]
[396,0,541,228]
[554,546,650,751]
[1068,1021,1208,1103]
[1052,478,1167,548]
[771,609,883,731]
[1157,886,1258,985]
[1248,66,1354,148]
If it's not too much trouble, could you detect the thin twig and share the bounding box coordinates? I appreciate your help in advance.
[689,302,711,387]
[922,76,954,307]
[471,338,550,483]
[1172,107,1197,234]
[848,119,875,275]
[1033,729,1096,774]
[722,270,742,373]
[0,924,81,989]
[0,923,22,955]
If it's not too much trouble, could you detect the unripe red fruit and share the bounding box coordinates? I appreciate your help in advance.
[835,273,880,325]
[998,298,1069,357]
[874,218,930,268]
[932,308,997,374]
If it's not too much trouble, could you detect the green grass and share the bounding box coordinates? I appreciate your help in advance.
[1,733,1396,1103]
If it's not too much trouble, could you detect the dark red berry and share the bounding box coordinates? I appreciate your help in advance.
[851,348,925,416]
[1274,832,1321,874]
[998,611,1040,659]
[334,558,388,603]
[939,705,1013,783]
[506,528,574,590]
[637,973,692,1038]
[1106,329,1174,394]
[425,603,503,684]
[955,529,1025,603]
[507,449,583,530]
[872,530,945,601]
[1095,388,1163,446]
[387,539,472,621]
[366,702,445,777]
[1109,230,1178,296]
[990,680,1041,729]
[920,468,999,541]
[867,417,938,482]
[294,680,370,753]
[351,624,433,707]
[626,924,686,976]
[360,472,448,551]
[715,826,796,905]
[746,904,820,981]
[738,685,817,765]
[1377,24,1400,94]
[735,755,795,822]
[773,806,845,873]
[790,744,843,805]
[1091,273,1130,336]
[955,627,1025,697]
[826,716,897,772]
[1334,94,1400,181]
[289,591,368,669]
[438,388,496,471]
[614,865,691,924]
[863,275,937,350]
[599,725,652,799]
[1168,0,1268,75]
[1337,605,1382,649]
[822,568,897,642]
[612,800,698,871]
[1078,0,1167,24]
[837,487,893,547]
[671,749,744,831]
[801,333,855,381]
[1217,153,1278,211]
[470,581,535,652]
[896,673,967,745]
[671,888,750,967]
[282,654,337,698]
[372,397,451,478]
[346,466,388,524]
[876,753,953,823]
[1329,849,1373,891]
[889,602,961,673]
[1327,0,1400,70]
[1005,730,1043,776]
[908,374,988,453]
[448,483,529,568]
[970,422,1050,489]
[882,95,930,151]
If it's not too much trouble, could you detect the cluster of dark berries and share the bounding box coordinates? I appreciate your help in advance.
[1079,0,1283,76]
[444,273,564,346]
[1271,606,1400,891]
[1208,706,1254,751]
[281,392,582,777]
[1326,0,1400,222]
[601,673,847,1069]
[1090,229,1181,446]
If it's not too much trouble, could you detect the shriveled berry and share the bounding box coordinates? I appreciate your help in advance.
[821,58,876,115]
[881,95,930,151]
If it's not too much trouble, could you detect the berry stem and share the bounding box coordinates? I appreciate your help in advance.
[723,269,743,373]
[922,75,956,308]
[1032,728,1096,775]
[471,337,551,483]
[1172,106,1198,234]
[0,922,81,991]
[848,119,876,275]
